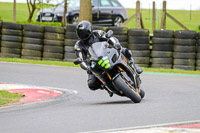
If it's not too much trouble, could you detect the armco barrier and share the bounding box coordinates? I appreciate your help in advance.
[0,21,200,71]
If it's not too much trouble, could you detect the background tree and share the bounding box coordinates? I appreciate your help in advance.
[13,0,16,23]
[61,0,67,26]
[27,0,37,22]
[78,0,92,23]
[26,0,54,22]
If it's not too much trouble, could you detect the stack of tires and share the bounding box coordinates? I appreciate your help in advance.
[22,24,44,60]
[107,27,128,48]
[0,20,2,51]
[43,26,65,61]
[0,22,22,58]
[173,30,196,70]
[93,26,107,31]
[127,29,150,67]
[196,32,200,71]
[64,25,77,62]
[151,30,174,69]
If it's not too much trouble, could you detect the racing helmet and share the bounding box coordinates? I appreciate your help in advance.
[76,20,93,41]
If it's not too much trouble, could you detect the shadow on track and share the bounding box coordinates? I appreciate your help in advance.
[89,100,133,105]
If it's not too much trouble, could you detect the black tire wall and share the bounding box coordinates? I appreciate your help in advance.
[173,30,197,70]
[0,21,199,71]
[127,28,150,67]
[1,22,22,58]
[22,24,44,60]
[151,30,174,69]
[196,32,200,71]
[42,26,65,61]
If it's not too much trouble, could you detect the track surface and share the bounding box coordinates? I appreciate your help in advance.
[0,62,200,133]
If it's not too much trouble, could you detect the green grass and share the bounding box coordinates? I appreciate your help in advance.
[0,58,200,75]
[0,58,78,67]
[0,2,62,27]
[0,90,24,106]
[126,8,200,33]
[0,2,200,32]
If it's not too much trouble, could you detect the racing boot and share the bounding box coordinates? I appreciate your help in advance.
[121,48,143,74]
[129,57,143,74]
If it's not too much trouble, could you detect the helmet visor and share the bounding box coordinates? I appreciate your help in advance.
[77,29,91,40]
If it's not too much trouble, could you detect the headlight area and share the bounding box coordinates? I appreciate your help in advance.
[36,12,54,22]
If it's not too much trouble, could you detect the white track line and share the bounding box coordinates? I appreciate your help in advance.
[0,83,78,94]
[81,120,200,133]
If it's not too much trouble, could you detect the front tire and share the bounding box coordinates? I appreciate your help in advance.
[139,89,145,99]
[71,15,79,25]
[113,74,142,103]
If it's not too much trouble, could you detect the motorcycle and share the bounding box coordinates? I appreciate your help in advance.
[74,31,145,103]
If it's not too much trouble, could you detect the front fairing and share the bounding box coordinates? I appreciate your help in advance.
[88,42,132,75]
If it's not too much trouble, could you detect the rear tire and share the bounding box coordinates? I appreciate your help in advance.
[113,74,142,103]
[113,16,123,27]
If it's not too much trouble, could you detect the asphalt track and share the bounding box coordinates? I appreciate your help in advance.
[0,62,200,133]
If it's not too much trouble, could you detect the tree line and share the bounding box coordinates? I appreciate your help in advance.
[12,0,92,26]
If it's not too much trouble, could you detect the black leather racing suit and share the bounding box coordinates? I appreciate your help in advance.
[74,30,127,90]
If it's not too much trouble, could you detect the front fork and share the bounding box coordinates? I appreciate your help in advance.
[126,64,141,92]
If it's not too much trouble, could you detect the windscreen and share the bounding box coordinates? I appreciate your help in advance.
[89,42,109,60]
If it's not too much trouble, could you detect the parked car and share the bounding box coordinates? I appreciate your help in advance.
[36,0,128,26]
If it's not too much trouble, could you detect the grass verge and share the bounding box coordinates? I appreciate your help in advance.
[0,58,200,75]
[0,2,200,33]
[0,58,78,67]
[0,90,24,107]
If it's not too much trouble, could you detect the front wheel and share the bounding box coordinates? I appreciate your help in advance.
[113,74,142,103]
[139,88,145,99]
[71,15,79,24]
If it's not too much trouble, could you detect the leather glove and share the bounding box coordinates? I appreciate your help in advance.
[87,66,92,74]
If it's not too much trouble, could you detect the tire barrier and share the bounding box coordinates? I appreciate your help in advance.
[0,22,22,58]
[127,29,150,67]
[42,26,65,61]
[0,20,2,51]
[107,27,128,48]
[173,30,197,70]
[196,32,200,71]
[64,24,77,62]
[22,24,44,60]
[0,21,200,71]
[151,30,174,69]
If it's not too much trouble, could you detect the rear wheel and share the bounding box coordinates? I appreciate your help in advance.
[113,16,123,27]
[113,74,142,103]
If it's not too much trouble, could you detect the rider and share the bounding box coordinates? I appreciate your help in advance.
[74,20,143,91]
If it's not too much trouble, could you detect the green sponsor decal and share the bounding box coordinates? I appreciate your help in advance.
[98,59,103,65]
[105,64,110,69]
[101,60,109,67]
[98,56,110,69]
